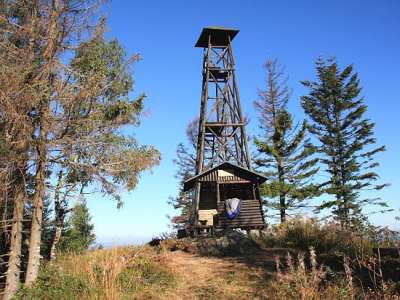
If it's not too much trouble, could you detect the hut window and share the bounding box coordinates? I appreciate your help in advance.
[219,183,254,201]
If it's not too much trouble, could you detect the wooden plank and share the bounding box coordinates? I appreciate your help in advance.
[218,211,263,215]
[216,199,264,229]
[217,203,261,208]
[222,216,264,220]
[218,211,264,216]
[217,199,260,203]
[218,217,264,223]
[218,214,264,220]
[216,225,265,230]
[217,207,261,211]
[217,223,265,228]
[218,220,264,224]
[218,222,264,227]
[216,219,263,224]
[217,223,265,227]
[217,199,260,205]
[217,209,263,213]
[217,203,261,207]
[218,217,264,222]
[217,183,220,204]
[217,206,262,211]
[217,179,251,184]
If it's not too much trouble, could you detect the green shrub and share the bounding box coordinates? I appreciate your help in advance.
[16,266,93,300]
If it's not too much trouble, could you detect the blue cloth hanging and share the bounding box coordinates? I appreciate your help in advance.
[225,198,242,219]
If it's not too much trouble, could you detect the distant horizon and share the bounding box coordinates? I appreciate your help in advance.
[94,214,400,247]
[95,236,152,248]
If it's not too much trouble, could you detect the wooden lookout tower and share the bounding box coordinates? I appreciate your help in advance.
[184,27,267,235]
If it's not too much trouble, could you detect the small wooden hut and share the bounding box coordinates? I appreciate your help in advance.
[184,162,266,232]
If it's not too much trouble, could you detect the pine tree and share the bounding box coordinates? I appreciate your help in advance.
[58,199,95,254]
[254,59,319,223]
[301,58,388,227]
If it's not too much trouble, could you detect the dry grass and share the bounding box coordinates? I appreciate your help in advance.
[16,246,176,299]
[16,245,272,300]
[255,217,377,257]
[57,247,146,299]
[16,235,400,300]
[271,247,351,300]
[270,247,400,300]
[273,247,327,299]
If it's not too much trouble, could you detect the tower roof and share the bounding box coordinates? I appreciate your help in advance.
[195,26,239,48]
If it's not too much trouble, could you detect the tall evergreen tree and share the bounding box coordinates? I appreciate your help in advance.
[301,58,388,227]
[254,59,319,223]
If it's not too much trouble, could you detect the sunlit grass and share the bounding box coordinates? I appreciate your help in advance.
[17,246,176,300]
[16,226,400,300]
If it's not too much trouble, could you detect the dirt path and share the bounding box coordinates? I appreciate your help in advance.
[161,250,277,299]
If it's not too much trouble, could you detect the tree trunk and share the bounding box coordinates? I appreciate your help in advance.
[279,194,286,223]
[277,161,286,223]
[25,126,47,285]
[50,226,62,262]
[25,0,59,284]
[50,171,63,261]
[3,183,25,300]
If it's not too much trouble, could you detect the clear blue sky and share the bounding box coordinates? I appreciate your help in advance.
[86,0,400,245]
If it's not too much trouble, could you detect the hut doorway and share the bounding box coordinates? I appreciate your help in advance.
[199,182,217,210]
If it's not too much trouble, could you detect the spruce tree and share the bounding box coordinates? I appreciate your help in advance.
[301,58,388,227]
[59,199,95,254]
[254,59,319,223]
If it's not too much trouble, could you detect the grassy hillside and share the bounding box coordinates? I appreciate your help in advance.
[16,220,400,300]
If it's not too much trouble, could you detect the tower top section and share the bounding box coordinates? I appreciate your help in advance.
[195,27,239,48]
